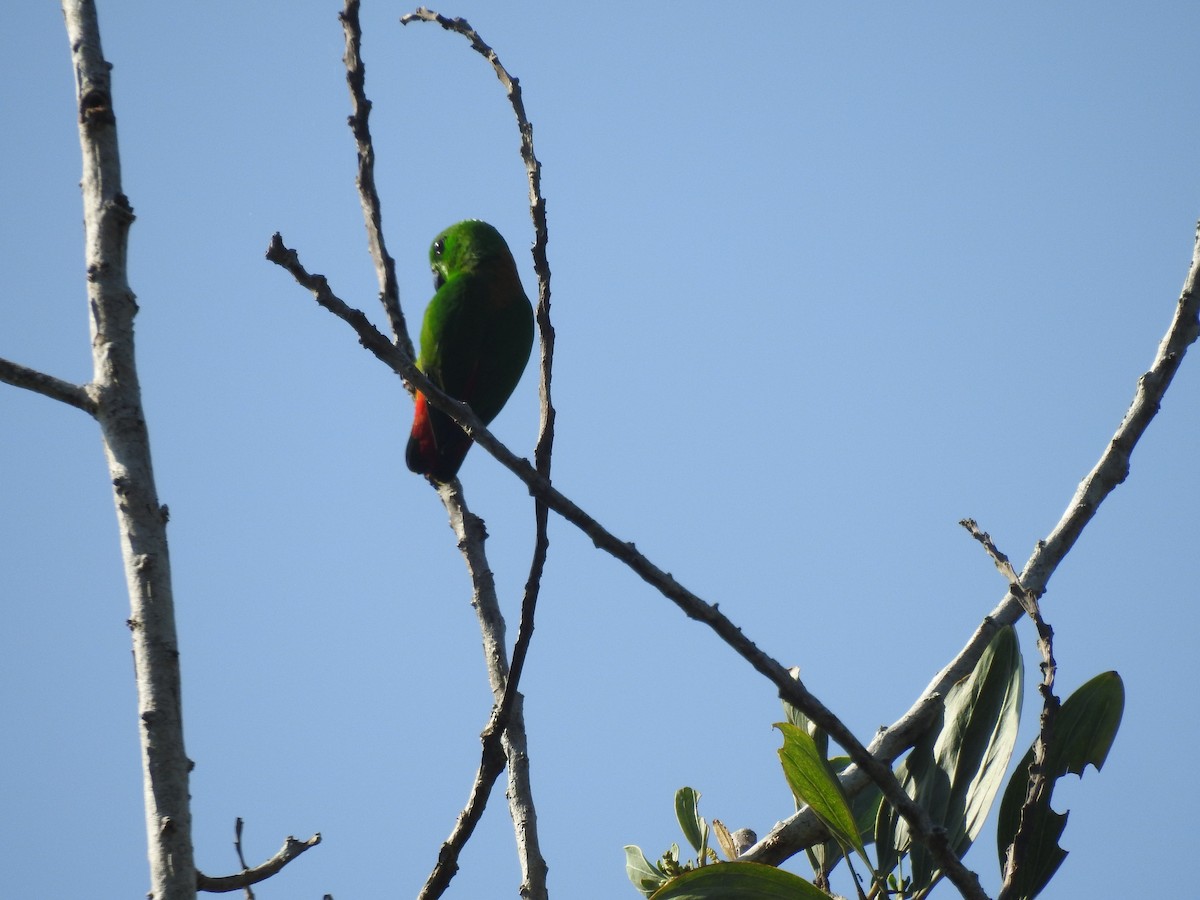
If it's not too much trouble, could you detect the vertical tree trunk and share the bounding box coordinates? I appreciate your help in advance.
[61,2,196,897]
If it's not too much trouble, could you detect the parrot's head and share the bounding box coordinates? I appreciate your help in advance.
[430,219,514,290]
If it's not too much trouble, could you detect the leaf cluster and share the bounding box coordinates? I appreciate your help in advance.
[625,628,1124,899]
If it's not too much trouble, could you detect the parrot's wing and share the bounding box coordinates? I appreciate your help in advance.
[416,274,489,461]
[419,273,488,399]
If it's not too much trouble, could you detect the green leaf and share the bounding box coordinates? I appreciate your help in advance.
[625,845,667,898]
[675,787,708,856]
[775,722,865,858]
[880,625,1023,897]
[780,667,829,761]
[996,670,1124,900]
[808,760,883,881]
[649,861,830,900]
[825,755,884,848]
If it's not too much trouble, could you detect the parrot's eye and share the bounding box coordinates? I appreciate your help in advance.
[433,238,445,258]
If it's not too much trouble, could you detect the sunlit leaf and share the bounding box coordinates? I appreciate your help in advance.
[649,861,830,900]
[775,722,865,857]
[810,759,882,881]
[780,667,829,761]
[675,787,708,856]
[625,845,667,898]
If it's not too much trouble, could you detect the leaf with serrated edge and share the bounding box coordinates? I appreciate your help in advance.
[997,671,1124,900]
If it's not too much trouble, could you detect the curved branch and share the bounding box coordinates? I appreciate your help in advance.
[336,9,552,897]
[196,833,322,893]
[400,15,558,900]
[416,483,541,900]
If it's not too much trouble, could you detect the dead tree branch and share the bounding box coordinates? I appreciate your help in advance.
[748,222,1200,865]
[196,831,322,894]
[336,7,551,897]
[58,3,197,898]
[265,235,990,899]
[0,357,97,413]
[960,520,1062,900]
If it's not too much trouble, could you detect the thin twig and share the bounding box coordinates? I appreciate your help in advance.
[399,14,558,899]
[265,235,989,900]
[336,12,556,896]
[417,482,530,900]
[960,520,1061,900]
[406,0,559,751]
[0,357,97,414]
[334,7,549,896]
[415,482,546,900]
[233,818,255,900]
[958,519,1040,616]
[339,0,413,361]
[196,833,322,894]
[418,731,508,899]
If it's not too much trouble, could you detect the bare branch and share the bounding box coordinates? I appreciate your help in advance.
[403,4,562,710]
[749,222,1200,865]
[418,728,508,900]
[196,832,322,894]
[272,220,1200,893]
[417,483,545,900]
[0,356,96,414]
[266,236,989,899]
[959,520,1062,900]
[233,818,254,900]
[332,7,551,892]
[398,15,559,899]
[61,2,197,897]
[400,8,554,318]
[959,519,1039,616]
[339,0,413,360]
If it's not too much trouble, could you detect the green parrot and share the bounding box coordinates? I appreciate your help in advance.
[405,220,535,482]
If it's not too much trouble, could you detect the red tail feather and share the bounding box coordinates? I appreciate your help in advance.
[405,391,473,482]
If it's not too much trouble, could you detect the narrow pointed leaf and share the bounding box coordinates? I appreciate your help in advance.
[887,625,1023,896]
[712,820,738,862]
[943,623,1023,850]
[874,782,901,878]
[775,722,865,857]
[650,861,830,900]
[781,667,829,760]
[997,671,1124,900]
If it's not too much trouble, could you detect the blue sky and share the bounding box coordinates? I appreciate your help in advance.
[3,3,1198,898]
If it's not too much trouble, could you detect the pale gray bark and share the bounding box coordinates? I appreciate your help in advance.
[61,2,196,897]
